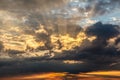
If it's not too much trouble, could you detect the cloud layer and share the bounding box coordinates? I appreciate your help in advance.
[0,0,120,77]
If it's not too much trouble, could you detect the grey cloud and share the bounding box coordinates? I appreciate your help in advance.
[0,41,4,52]
[0,59,97,77]
[85,22,119,38]
[0,0,120,77]
[50,22,120,71]
[115,37,120,45]
[0,22,120,77]
[0,0,67,12]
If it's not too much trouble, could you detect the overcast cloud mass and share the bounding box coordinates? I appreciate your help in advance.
[0,0,120,77]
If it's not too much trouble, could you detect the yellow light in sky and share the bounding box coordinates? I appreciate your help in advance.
[1,71,120,80]
[0,23,96,56]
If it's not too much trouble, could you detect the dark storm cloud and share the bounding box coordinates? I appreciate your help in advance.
[0,0,120,77]
[51,22,120,71]
[53,22,120,57]
[115,37,120,45]
[86,22,119,39]
[0,59,97,77]
[85,22,119,48]
[0,22,120,77]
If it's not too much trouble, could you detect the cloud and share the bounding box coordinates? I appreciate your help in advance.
[50,22,120,71]
[0,22,120,77]
[0,59,97,77]
[0,41,4,51]
[115,37,120,45]
[86,22,119,39]
[0,0,66,12]
[85,22,120,50]
[7,50,25,57]
[0,0,120,77]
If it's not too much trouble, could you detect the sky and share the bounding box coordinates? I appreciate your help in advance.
[0,0,120,78]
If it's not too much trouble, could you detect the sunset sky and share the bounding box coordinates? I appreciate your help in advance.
[0,0,120,79]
